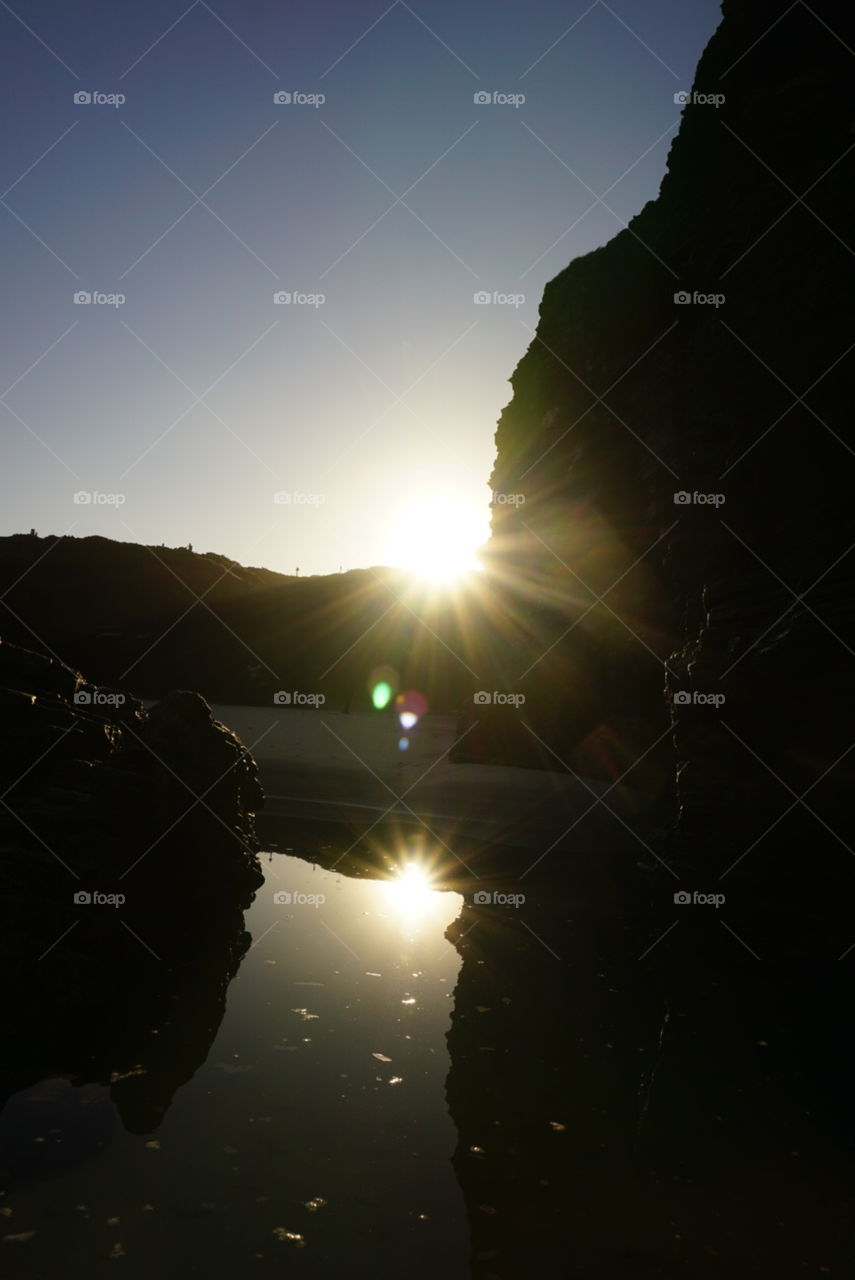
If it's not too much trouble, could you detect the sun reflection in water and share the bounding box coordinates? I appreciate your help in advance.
[381,862,446,932]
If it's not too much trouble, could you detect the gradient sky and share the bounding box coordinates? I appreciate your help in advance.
[1,0,721,576]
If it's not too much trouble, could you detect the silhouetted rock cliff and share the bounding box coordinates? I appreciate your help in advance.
[470,0,855,941]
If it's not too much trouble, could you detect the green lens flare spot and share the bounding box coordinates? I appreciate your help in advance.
[372,681,392,710]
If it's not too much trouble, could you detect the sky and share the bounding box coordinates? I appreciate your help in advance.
[1,0,722,577]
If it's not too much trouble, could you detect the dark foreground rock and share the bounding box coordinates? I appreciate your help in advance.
[0,635,264,878]
[0,637,265,1120]
[445,872,855,1279]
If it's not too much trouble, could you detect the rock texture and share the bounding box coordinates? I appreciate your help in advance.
[467,0,855,944]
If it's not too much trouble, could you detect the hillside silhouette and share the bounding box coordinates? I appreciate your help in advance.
[0,532,481,714]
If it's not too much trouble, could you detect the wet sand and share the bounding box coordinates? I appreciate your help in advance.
[211,705,662,874]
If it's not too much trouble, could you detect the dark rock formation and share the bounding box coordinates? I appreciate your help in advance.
[465,0,855,950]
[445,881,855,1278]
[0,636,264,881]
[0,636,265,1116]
[443,3,855,1259]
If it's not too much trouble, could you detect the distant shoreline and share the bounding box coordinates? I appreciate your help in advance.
[210,704,661,879]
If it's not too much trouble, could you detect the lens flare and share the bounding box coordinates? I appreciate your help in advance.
[372,681,392,709]
[396,690,428,717]
[369,665,399,710]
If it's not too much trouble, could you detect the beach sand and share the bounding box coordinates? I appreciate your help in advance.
[211,705,662,875]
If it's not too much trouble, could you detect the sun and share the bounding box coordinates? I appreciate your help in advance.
[384,496,488,583]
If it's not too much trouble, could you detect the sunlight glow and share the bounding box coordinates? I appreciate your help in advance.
[382,862,439,923]
[384,496,487,583]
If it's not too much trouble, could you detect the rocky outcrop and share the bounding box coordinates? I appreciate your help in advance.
[0,636,265,1096]
[466,0,855,940]
[0,636,264,879]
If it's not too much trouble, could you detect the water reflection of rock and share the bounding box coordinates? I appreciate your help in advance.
[444,880,855,1278]
[0,906,252,1189]
[107,913,253,1136]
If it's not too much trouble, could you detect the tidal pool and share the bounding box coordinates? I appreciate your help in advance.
[0,855,469,1278]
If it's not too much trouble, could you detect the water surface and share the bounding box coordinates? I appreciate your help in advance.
[0,855,469,1278]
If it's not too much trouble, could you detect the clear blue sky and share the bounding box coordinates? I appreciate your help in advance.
[1,0,721,575]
